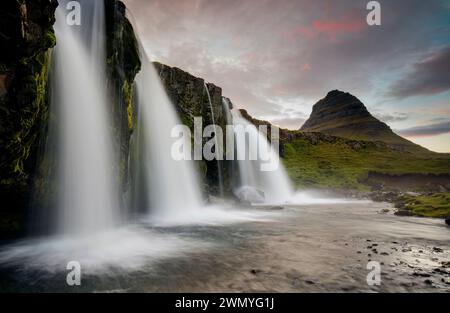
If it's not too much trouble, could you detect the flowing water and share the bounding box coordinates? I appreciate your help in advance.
[1,201,448,292]
[232,110,294,204]
[134,49,203,223]
[51,0,119,235]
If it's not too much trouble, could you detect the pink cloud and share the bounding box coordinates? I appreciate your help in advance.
[312,15,366,37]
[283,11,366,42]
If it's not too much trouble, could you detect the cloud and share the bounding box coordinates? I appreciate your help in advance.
[123,0,450,132]
[388,47,450,99]
[397,121,450,137]
[270,116,306,130]
[373,111,409,123]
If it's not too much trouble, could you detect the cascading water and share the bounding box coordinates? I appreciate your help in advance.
[134,50,203,221]
[51,0,119,235]
[204,83,225,197]
[221,97,233,125]
[232,110,294,204]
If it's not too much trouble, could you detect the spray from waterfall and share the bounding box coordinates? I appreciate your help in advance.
[51,0,119,235]
[231,110,294,204]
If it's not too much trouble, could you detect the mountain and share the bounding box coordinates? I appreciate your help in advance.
[300,90,430,154]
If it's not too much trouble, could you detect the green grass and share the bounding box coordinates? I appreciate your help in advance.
[282,137,450,191]
[397,193,450,218]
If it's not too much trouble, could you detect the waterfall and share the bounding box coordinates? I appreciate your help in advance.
[232,110,294,204]
[204,83,224,197]
[50,0,119,235]
[221,97,233,125]
[134,51,203,221]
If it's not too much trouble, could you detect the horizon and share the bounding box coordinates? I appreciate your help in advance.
[124,0,450,153]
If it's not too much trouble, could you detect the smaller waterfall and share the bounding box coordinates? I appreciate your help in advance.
[221,97,233,125]
[232,110,293,204]
[204,83,224,197]
[134,50,203,221]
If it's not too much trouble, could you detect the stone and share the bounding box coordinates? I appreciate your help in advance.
[233,186,265,204]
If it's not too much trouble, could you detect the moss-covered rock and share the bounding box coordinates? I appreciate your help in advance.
[0,0,57,238]
[153,62,232,195]
[105,0,141,195]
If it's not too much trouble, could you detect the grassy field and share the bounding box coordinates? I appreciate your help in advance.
[282,136,450,191]
[395,193,450,218]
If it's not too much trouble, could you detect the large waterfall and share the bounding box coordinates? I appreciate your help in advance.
[51,0,119,235]
[232,111,294,204]
[134,50,203,222]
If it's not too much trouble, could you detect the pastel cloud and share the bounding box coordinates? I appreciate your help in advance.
[123,0,450,152]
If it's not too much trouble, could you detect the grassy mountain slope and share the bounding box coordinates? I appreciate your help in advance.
[282,134,450,191]
[238,109,450,191]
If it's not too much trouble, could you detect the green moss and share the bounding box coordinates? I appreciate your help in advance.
[123,80,134,130]
[180,112,194,129]
[398,193,450,218]
[43,29,57,48]
[8,51,51,175]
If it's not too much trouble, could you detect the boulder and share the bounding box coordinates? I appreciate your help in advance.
[233,186,265,204]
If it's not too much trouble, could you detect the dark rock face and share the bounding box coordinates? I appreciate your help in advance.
[300,90,428,153]
[153,62,232,195]
[0,0,58,237]
[105,0,141,194]
[301,90,375,130]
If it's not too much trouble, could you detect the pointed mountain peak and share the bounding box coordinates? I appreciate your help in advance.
[301,90,429,153]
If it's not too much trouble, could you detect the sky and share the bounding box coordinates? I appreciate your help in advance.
[123,0,450,153]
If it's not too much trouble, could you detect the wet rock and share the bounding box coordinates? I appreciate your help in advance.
[395,210,414,217]
[267,206,284,211]
[234,186,265,204]
[445,218,450,226]
[432,247,443,253]
[250,269,262,275]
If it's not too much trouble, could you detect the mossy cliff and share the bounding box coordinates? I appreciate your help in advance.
[0,0,57,237]
[0,0,141,237]
[153,62,232,196]
[105,0,141,194]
